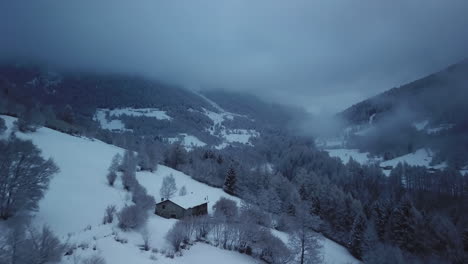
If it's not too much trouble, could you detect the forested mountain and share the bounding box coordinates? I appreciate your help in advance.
[1,63,467,264]
[0,64,305,150]
[337,59,468,167]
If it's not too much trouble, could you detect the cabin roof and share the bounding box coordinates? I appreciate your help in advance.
[158,194,209,210]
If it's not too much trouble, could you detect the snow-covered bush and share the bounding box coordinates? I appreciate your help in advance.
[131,184,155,211]
[213,197,238,220]
[82,254,106,264]
[102,205,116,224]
[166,220,193,251]
[140,228,151,251]
[121,170,137,191]
[106,171,117,186]
[118,205,147,230]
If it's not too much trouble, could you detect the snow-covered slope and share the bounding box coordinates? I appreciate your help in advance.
[1,115,358,264]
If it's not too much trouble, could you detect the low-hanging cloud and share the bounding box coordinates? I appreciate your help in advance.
[1,0,468,114]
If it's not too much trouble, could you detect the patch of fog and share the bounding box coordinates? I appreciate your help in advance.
[426,123,454,134]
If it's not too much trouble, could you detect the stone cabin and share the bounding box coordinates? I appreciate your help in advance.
[155,195,208,219]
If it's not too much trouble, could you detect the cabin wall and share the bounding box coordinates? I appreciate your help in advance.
[155,201,185,219]
[187,203,208,217]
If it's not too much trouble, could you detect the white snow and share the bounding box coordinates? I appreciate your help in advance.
[202,108,260,148]
[165,194,209,210]
[167,133,207,151]
[103,107,171,120]
[1,115,127,235]
[137,167,241,214]
[380,148,446,175]
[93,110,130,132]
[223,129,260,145]
[271,229,360,264]
[93,108,171,132]
[1,115,359,264]
[326,148,381,165]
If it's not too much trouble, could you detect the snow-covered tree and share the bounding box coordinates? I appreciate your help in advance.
[160,174,177,199]
[288,203,322,264]
[15,107,45,133]
[164,143,187,170]
[106,171,117,186]
[387,197,422,253]
[109,153,122,173]
[223,167,237,195]
[348,212,367,259]
[0,136,59,219]
[1,223,65,264]
[213,197,238,220]
[0,117,6,134]
[118,205,147,230]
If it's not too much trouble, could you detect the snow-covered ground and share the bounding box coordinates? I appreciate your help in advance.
[167,133,207,151]
[93,107,171,132]
[1,115,359,264]
[380,148,446,176]
[202,108,260,149]
[137,166,241,215]
[326,148,381,165]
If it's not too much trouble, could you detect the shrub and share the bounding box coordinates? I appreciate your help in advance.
[82,255,106,264]
[106,171,117,186]
[102,205,117,224]
[118,205,147,230]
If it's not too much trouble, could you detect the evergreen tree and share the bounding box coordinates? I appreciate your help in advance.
[387,197,421,253]
[61,104,75,124]
[223,166,237,195]
[371,200,390,241]
[0,117,6,134]
[348,212,367,259]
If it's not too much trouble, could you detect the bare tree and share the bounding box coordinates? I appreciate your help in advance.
[160,174,177,200]
[23,225,66,264]
[0,136,59,219]
[288,203,323,264]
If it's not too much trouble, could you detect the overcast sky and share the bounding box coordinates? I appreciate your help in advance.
[1,0,468,114]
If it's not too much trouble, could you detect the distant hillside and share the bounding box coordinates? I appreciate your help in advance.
[340,58,468,126]
[0,65,303,150]
[337,59,468,167]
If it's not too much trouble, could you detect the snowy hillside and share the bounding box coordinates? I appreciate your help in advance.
[1,115,359,264]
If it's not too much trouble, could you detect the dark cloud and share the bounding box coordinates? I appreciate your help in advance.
[1,0,468,113]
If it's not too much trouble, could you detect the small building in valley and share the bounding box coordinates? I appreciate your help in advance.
[155,195,208,219]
